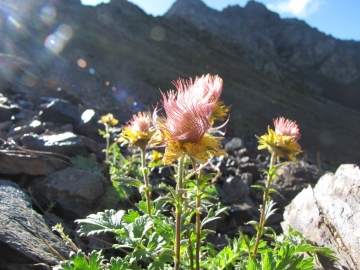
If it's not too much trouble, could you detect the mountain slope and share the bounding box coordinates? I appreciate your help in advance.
[0,0,359,169]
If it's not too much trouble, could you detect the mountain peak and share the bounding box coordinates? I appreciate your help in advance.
[165,0,216,17]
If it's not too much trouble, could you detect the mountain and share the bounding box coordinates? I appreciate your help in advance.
[1,0,360,169]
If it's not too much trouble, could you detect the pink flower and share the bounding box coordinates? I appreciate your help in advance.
[150,75,227,164]
[273,117,301,141]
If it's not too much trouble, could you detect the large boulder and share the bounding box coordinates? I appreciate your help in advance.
[272,161,325,210]
[34,167,105,219]
[282,164,360,270]
[0,180,71,268]
[0,151,67,175]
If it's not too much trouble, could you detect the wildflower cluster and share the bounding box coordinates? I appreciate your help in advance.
[59,74,336,270]
[118,74,228,165]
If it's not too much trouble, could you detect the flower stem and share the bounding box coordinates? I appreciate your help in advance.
[105,124,110,163]
[194,161,203,270]
[140,148,151,215]
[187,229,194,270]
[252,152,276,255]
[174,155,185,270]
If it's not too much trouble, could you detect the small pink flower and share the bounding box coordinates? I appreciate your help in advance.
[153,75,225,144]
[273,117,301,141]
[150,75,227,164]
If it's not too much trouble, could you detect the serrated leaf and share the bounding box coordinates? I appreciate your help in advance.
[130,215,153,239]
[262,249,275,270]
[112,175,143,188]
[88,250,104,270]
[76,209,125,236]
[122,209,141,223]
[136,200,154,215]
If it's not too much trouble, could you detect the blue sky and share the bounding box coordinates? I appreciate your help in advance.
[80,0,360,41]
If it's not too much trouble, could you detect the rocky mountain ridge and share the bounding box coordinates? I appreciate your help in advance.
[166,0,360,110]
[1,0,360,168]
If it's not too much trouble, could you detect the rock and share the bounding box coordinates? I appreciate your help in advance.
[0,151,67,175]
[282,164,360,270]
[0,120,12,132]
[206,233,228,250]
[8,120,46,137]
[0,104,12,122]
[272,161,325,209]
[75,109,103,142]
[21,132,88,157]
[0,180,71,267]
[217,176,250,205]
[226,198,257,226]
[224,137,243,153]
[241,172,253,187]
[38,99,81,126]
[37,168,105,219]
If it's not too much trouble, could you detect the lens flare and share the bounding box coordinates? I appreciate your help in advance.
[40,4,56,25]
[44,24,73,55]
[77,59,87,68]
[151,26,166,41]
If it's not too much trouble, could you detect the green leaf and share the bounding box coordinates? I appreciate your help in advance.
[245,220,259,232]
[112,175,143,188]
[251,184,266,192]
[247,256,260,270]
[201,208,221,228]
[70,155,105,179]
[129,215,153,239]
[76,209,126,236]
[136,200,154,215]
[88,250,104,270]
[60,250,105,270]
[122,209,141,223]
[262,249,275,270]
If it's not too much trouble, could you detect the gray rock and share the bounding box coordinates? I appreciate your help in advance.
[0,120,12,132]
[74,109,103,142]
[217,176,250,205]
[8,120,45,137]
[40,168,105,219]
[282,164,360,270]
[0,180,71,266]
[38,99,81,126]
[224,137,243,153]
[0,104,12,122]
[21,132,88,157]
[226,198,257,226]
[0,151,67,175]
[272,161,325,209]
[241,172,253,187]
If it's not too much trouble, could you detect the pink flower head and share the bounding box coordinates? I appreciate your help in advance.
[128,112,153,133]
[150,74,227,164]
[273,117,301,141]
[153,83,215,144]
[173,74,223,105]
[118,112,155,150]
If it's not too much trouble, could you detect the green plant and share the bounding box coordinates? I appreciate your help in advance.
[70,155,105,180]
[57,77,336,270]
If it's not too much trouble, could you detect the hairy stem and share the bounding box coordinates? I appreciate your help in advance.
[195,161,203,270]
[105,124,110,163]
[187,229,194,270]
[174,155,185,270]
[252,152,276,255]
[140,148,151,215]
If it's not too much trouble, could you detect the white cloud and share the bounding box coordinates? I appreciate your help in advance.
[267,0,322,18]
